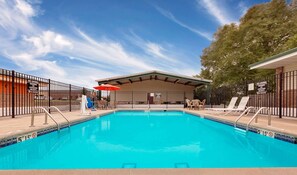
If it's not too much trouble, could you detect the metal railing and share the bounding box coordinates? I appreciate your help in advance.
[208,69,297,118]
[246,70,297,118]
[30,107,60,130]
[0,68,95,118]
[48,106,70,128]
[246,107,271,131]
[234,107,255,128]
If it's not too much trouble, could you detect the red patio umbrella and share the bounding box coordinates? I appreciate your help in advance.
[93,84,120,91]
[93,84,120,102]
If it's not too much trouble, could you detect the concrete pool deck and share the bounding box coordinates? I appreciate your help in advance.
[0,110,114,140]
[188,109,297,138]
[1,109,297,174]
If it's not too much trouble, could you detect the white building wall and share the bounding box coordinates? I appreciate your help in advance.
[109,80,195,106]
[284,64,297,73]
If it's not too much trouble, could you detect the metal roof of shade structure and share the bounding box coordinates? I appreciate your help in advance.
[250,47,297,69]
[95,70,212,87]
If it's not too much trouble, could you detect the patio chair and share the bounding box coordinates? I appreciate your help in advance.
[107,101,115,109]
[191,99,200,110]
[198,99,206,110]
[185,99,193,109]
[205,97,238,111]
[97,100,106,109]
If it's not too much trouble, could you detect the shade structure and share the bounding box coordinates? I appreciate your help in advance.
[93,84,120,91]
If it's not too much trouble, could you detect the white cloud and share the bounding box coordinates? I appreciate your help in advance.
[0,0,200,87]
[69,27,156,71]
[0,0,39,38]
[125,32,178,62]
[0,0,158,87]
[125,32,200,76]
[197,0,236,25]
[0,0,64,77]
[146,42,167,59]
[238,1,248,17]
[15,0,36,17]
[155,6,212,41]
[23,30,73,56]
[51,65,118,88]
[4,52,66,77]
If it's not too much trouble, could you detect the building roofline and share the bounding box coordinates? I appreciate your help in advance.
[95,70,212,84]
[249,47,297,69]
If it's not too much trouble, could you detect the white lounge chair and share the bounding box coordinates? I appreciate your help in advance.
[205,97,238,111]
[222,96,250,115]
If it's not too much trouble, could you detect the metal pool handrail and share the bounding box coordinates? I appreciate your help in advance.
[234,107,255,128]
[30,107,60,130]
[48,106,70,128]
[246,107,271,131]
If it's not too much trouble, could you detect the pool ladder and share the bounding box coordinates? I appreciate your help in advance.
[30,106,70,130]
[234,107,271,132]
[48,106,70,128]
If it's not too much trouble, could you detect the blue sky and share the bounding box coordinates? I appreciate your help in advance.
[0,0,270,87]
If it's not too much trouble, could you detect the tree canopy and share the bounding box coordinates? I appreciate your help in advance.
[200,0,297,91]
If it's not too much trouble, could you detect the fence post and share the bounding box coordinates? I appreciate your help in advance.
[48,79,51,113]
[279,72,283,118]
[12,70,15,118]
[69,84,71,112]
[183,91,185,108]
[82,87,86,95]
[166,91,168,109]
[131,91,133,109]
[206,84,211,106]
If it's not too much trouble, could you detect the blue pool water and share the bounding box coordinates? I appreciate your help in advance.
[1,111,297,169]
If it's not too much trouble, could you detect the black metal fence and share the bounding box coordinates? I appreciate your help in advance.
[207,69,297,118]
[0,68,94,118]
[209,86,234,108]
[246,70,297,118]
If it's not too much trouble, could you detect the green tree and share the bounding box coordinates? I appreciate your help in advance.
[200,0,297,95]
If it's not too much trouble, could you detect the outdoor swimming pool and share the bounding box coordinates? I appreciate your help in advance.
[0,110,297,169]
